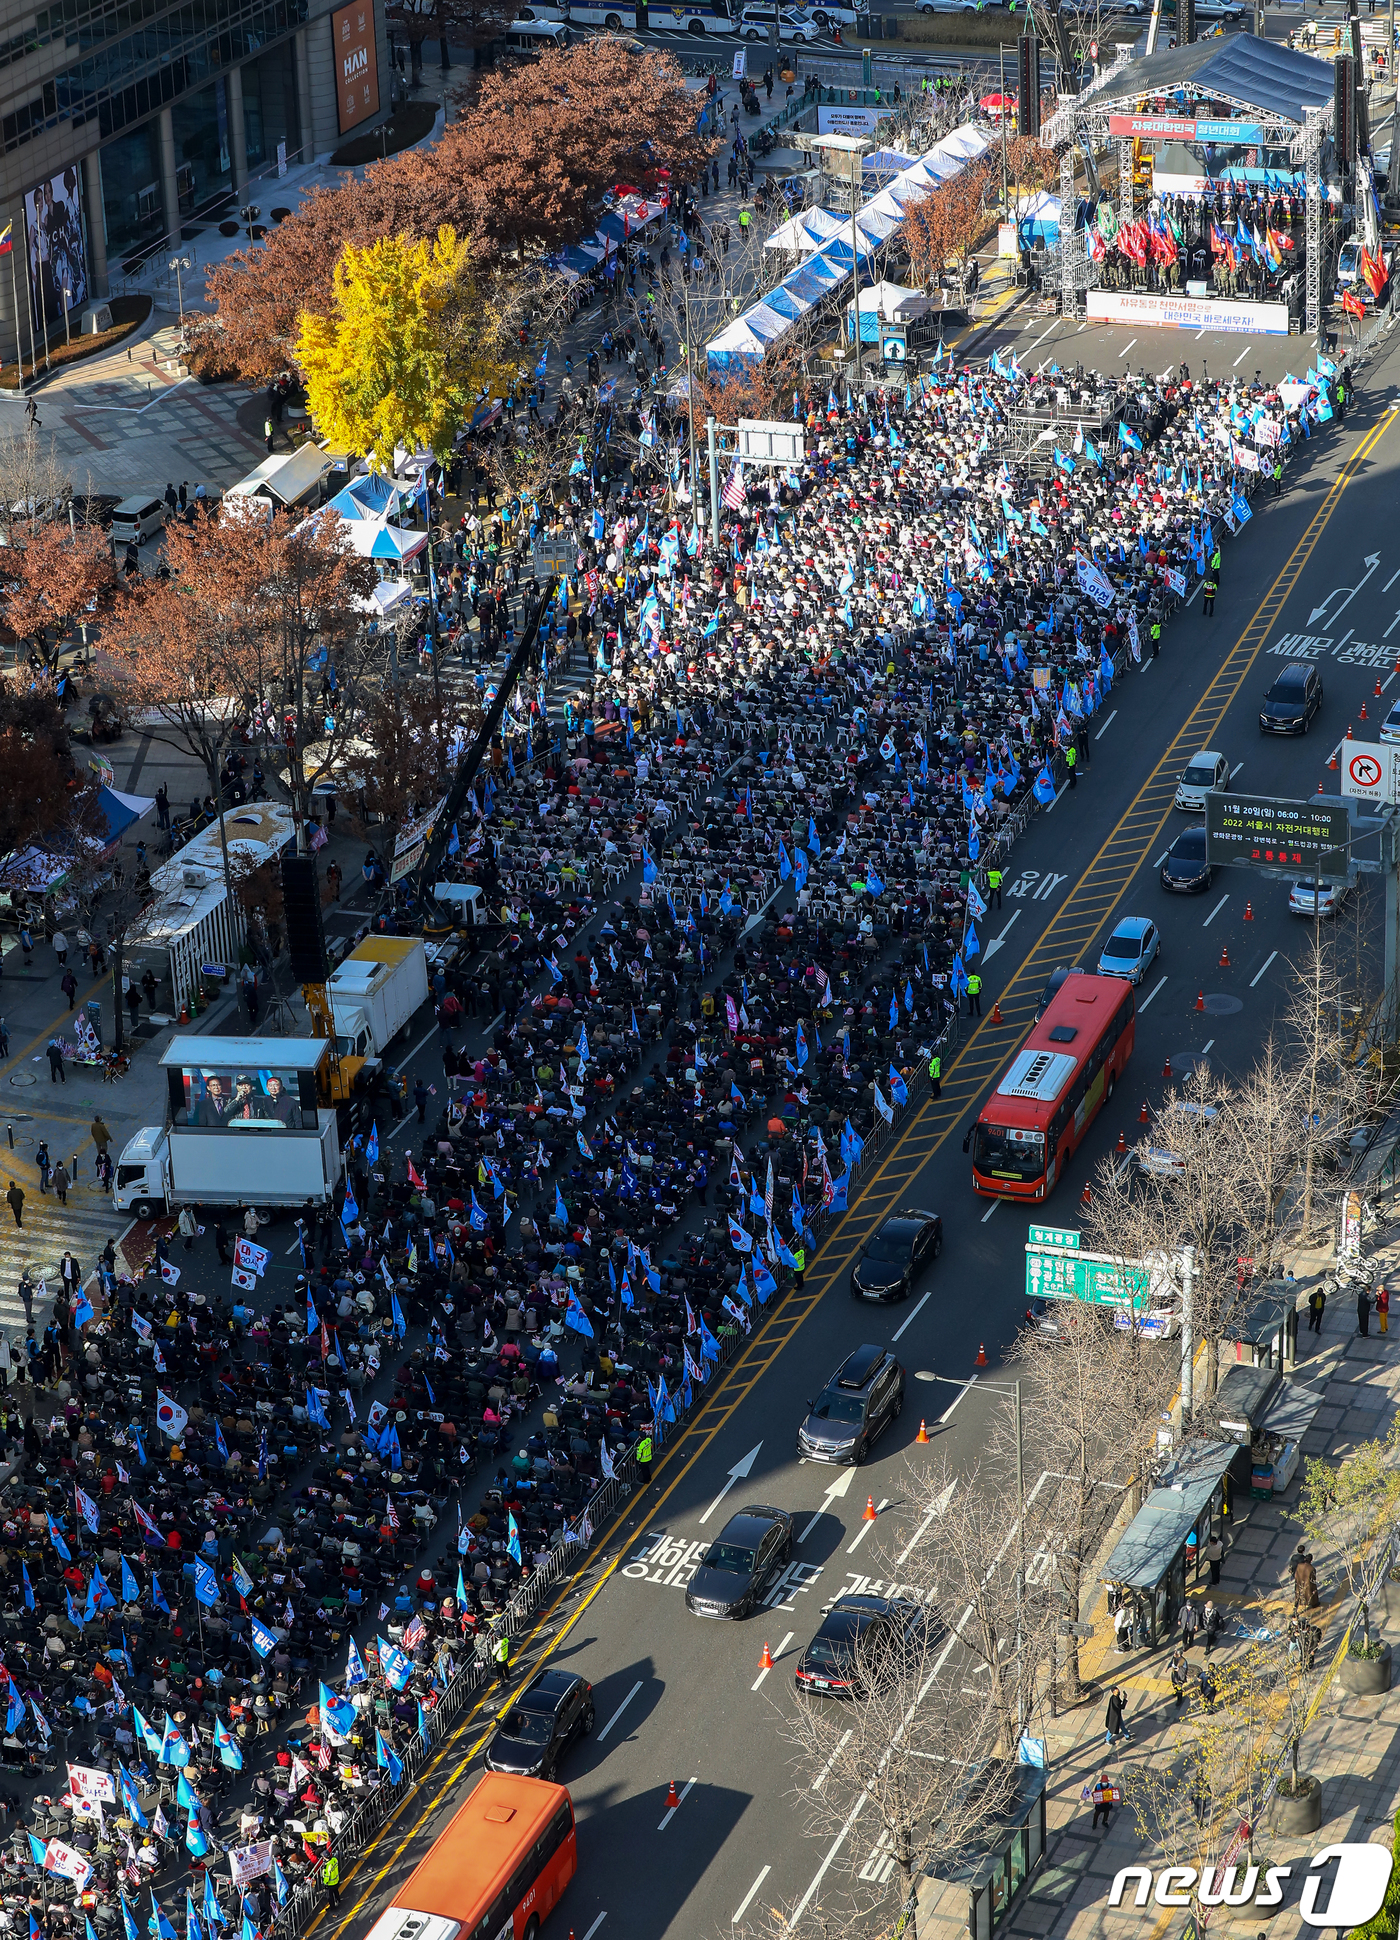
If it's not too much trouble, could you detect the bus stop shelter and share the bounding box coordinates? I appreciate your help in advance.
[1101,1438,1236,1649]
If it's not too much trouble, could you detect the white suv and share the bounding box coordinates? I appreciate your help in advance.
[738,5,819,36]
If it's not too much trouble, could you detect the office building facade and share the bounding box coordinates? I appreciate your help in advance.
[0,0,389,366]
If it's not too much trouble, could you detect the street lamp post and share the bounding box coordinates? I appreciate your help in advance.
[169,254,192,331]
[60,285,70,346]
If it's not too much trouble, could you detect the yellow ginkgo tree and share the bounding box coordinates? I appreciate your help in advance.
[296,225,517,472]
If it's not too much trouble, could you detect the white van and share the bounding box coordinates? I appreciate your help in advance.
[502,18,572,46]
[109,495,166,547]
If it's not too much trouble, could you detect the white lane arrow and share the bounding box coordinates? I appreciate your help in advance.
[797,1467,858,1545]
[699,1441,763,1525]
[894,1477,959,1569]
[1309,552,1381,627]
[982,910,1022,963]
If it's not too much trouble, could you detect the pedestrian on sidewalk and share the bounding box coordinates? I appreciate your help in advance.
[90,1115,111,1165]
[1202,1600,1221,1657]
[214,1217,231,1265]
[178,1206,198,1250]
[6,1184,22,1230]
[1358,1284,1373,1336]
[1378,1282,1390,1333]
[36,1141,49,1192]
[46,1038,65,1082]
[1090,1774,1115,1830]
[326,859,342,901]
[1170,1648,1190,1708]
[1307,1283,1326,1333]
[60,969,76,1010]
[155,785,170,830]
[51,1162,68,1206]
[51,930,67,969]
[1293,1545,1320,1611]
[1104,1686,1130,1747]
[1196,1664,1217,1710]
[1205,1531,1225,1584]
[1178,1598,1200,1649]
[16,1270,31,1325]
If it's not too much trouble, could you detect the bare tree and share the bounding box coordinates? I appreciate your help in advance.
[769,1466,1022,1938]
[1221,1030,1310,1279]
[1286,930,1380,1242]
[999,1309,1172,1704]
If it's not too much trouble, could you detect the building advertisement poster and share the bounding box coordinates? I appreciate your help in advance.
[332,0,380,134]
[24,165,87,342]
[1085,290,1290,336]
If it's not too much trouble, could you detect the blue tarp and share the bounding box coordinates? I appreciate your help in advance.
[97,785,154,846]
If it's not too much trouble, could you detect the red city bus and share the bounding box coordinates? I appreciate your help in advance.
[364,1772,577,1940]
[971,974,1136,1200]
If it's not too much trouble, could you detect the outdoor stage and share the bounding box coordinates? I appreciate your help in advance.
[1085,290,1294,336]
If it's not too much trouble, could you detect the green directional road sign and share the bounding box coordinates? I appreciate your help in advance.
[1028,1225,1080,1251]
[1025,1245,1149,1307]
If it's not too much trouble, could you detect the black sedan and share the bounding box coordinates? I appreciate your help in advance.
[794,1594,928,1697]
[851,1208,943,1301]
[1259,662,1323,735]
[485,1669,595,1778]
[684,1504,794,1619]
[1160,825,1214,894]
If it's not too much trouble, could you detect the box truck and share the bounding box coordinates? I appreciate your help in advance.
[327,937,430,1063]
[112,1034,344,1217]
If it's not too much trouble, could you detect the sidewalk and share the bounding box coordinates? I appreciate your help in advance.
[985,1286,1400,1940]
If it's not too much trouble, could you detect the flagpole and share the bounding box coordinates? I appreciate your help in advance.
[7,235,23,390]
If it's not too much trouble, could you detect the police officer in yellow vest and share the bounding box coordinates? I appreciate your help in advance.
[493,1631,513,1688]
[966,971,982,1017]
[1065,743,1077,789]
[637,1430,653,1484]
[987,866,1004,909]
[792,1241,805,1290]
[928,1051,941,1098]
[321,1853,340,1910]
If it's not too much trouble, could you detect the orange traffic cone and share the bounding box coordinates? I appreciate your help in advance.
[758,1640,774,1671]
[1244,900,1253,921]
[1329,750,1339,769]
[1219,944,1230,969]
[976,1341,988,1366]
[1376,677,1384,698]
[179,1001,189,1024]
[1347,723,1355,739]
[1139,1100,1149,1122]
[1361,702,1369,721]
[1195,990,1205,1011]
[665,1780,679,1810]
[916,1419,930,1443]
[1162,1058,1172,1078]
[1115,1129,1127,1154]
[1080,1180,1092,1207]
[991,999,1003,1025]
[862,1495,878,1522]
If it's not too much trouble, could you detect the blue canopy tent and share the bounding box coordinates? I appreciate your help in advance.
[96,785,155,852]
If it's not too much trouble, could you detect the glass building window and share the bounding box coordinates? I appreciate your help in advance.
[241,41,299,172]
[170,74,231,216]
[98,115,160,265]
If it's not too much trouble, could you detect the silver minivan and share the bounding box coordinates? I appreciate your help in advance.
[109,496,166,547]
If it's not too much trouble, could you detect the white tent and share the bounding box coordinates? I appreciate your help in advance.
[763,207,847,254]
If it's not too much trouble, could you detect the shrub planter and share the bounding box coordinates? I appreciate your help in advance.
[1271,1774,1323,1836]
[1340,1642,1392,1696]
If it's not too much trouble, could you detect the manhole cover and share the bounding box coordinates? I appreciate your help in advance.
[7,1073,35,1088]
[1203,993,1244,1016]
[1168,1053,1214,1078]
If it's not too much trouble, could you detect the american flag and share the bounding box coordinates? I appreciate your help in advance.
[317,1739,332,1771]
[403,1616,426,1652]
[721,459,746,510]
[385,1495,399,1532]
[122,1836,140,1886]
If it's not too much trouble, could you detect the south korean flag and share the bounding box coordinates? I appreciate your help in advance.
[235,1236,270,1277]
[231,1266,257,1293]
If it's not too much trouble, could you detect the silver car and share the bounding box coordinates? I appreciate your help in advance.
[1174,748,1229,813]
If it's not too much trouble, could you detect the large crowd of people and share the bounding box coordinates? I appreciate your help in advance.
[0,191,1353,1940]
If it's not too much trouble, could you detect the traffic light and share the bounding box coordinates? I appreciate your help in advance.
[281,853,329,985]
[1017,34,1041,139]
[1335,53,1356,172]
[1180,0,1195,43]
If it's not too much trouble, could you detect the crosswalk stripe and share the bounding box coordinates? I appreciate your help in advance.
[0,1187,127,1332]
